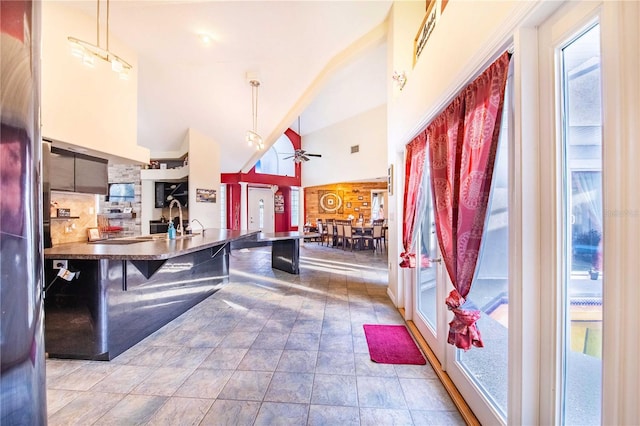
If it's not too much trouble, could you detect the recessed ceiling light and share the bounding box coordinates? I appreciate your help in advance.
[199,33,214,45]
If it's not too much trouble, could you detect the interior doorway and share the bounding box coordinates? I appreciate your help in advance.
[247,187,275,233]
[370,190,387,221]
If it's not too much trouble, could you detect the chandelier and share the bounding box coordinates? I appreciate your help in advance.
[68,0,132,79]
[246,79,264,150]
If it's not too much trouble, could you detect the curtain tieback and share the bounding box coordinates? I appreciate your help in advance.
[399,251,416,268]
[446,289,484,350]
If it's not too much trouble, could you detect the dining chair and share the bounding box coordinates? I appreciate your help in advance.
[335,223,345,248]
[343,224,363,251]
[316,222,326,245]
[363,224,383,253]
[326,223,335,247]
[372,219,386,249]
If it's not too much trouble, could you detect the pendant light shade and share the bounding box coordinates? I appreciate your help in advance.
[67,0,132,79]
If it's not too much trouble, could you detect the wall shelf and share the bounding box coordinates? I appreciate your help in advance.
[140,165,189,181]
[51,216,80,220]
[102,213,136,219]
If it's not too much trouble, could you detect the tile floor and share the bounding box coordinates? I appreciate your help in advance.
[46,243,464,425]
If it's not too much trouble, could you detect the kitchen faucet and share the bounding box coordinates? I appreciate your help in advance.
[191,219,205,235]
[168,199,183,237]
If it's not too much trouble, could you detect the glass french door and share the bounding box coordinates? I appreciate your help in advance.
[413,62,512,425]
[539,3,603,424]
[414,159,447,363]
[561,26,603,425]
[445,72,511,425]
[541,8,604,425]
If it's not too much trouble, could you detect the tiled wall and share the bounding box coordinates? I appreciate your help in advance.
[50,164,143,244]
[99,164,142,236]
[50,191,98,245]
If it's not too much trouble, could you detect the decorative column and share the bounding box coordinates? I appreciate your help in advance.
[239,182,248,231]
[300,187,306,232]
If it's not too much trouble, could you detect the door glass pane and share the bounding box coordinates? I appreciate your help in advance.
[561,23,602,425]
[220,184,227,228]
[259,199,264,229]
[291,188,299,227]
[418,162,437,331]
[456,70,511,418]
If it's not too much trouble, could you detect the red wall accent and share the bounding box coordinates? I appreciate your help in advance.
[226,183,241,230]
[221,128,301,231]
[275,187,294,232]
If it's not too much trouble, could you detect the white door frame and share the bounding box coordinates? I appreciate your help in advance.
[247,186,275,233]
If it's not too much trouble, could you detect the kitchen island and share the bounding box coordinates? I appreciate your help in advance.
[43,229,258,360]
[230,231,320,274]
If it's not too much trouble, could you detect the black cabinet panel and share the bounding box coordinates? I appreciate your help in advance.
[75,155,108,195]
[150,222,169,234]
[50,149,75,191]
[155,181,188,208]
[49,148,108,194]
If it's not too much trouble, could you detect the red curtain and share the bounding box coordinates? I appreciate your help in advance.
[428,52,510,350]
[400,132,427,268]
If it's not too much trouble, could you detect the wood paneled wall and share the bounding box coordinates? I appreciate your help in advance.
[304,182,387,225]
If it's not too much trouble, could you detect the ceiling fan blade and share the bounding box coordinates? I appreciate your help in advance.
[307,153,322,157]
[283,155,294,159]
[302,156,310,161]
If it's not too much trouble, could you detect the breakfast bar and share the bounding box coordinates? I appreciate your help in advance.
[231,231,320,275]
[43,229,258,361]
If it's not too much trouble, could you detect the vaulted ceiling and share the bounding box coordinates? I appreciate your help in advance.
[64,1,391,173]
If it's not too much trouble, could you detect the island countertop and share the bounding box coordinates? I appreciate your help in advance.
[44,228,259,261]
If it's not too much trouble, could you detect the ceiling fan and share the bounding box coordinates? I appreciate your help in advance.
[283,149,322,163]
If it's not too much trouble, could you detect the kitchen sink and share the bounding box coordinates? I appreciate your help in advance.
[133,235,167,241]
[88,239,144,245]
[133,233,200,241]
[89,233,201,245]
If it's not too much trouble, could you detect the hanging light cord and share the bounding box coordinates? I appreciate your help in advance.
[251,80,260,133]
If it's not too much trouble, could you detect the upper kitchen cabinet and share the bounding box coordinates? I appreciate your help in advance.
[75,155,108,194]
[50,148,75,192]
[50,147,108,195]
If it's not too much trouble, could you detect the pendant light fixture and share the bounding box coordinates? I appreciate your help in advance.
[68,0,132,79]
[246,78,264,150]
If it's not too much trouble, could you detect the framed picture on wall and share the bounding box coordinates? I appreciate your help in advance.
[196,188,216,203]
[346,202,352,208]
[87,227,101,242]
[274,194,285,213]
[362,202,369,207]
[388,164,394,195]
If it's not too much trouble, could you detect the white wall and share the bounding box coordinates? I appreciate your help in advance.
[388,1,526,149]
[41,2,149,164]
[302,105,387,188]
[186,128,221,229]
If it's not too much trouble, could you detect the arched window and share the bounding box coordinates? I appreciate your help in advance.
[255,134,296,176]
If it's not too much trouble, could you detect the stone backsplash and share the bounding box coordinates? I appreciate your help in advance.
[99,164,142,236]
[50,191,98,245]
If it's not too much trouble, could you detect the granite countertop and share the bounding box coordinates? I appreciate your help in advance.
[44,228,259,261]
[258,231,320,241]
